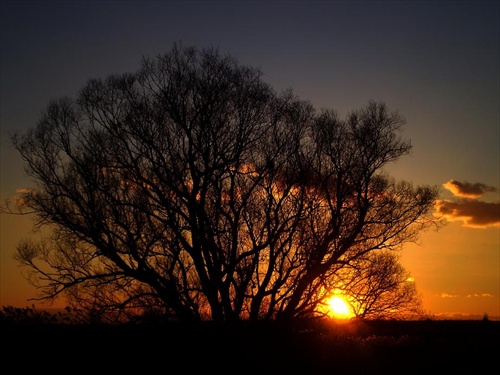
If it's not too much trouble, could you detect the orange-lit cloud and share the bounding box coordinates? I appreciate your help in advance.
[465,293,494,298]
[443,180,497,199]
[440,293,460,298]
[435,199,500,228]
[6,188,36,209]
[440,293,493,298]
[437,180,500,228]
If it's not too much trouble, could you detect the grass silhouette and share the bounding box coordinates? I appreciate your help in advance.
[2,306,498,374]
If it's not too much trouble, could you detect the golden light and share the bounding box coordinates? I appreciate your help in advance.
[327,295,355,319]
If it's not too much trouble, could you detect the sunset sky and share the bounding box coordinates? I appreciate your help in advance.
[1,0,499,319]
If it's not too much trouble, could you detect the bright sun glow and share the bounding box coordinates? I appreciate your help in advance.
[327,296,355,319]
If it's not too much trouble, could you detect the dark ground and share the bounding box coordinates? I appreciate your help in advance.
[2,318,499,374]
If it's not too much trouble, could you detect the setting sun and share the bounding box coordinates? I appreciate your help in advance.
[327,296,355,319]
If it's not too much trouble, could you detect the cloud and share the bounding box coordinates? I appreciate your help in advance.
[15,188,36,195]
[435,199,500,228]
[1,188,37,211]
[440,293,460,298]
[440,293,493,298]
[437,180,499,228]
[443,180,497,199]
[465,293,494,298]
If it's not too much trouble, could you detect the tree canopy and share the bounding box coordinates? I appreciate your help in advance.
[8,44,442,322]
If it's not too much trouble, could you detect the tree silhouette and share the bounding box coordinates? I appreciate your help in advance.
[323,251,425,320]
[7,43,442,322]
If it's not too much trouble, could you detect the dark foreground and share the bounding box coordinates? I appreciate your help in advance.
[2,318,499,374]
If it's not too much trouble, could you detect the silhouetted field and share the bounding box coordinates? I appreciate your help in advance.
[2,318,499,374]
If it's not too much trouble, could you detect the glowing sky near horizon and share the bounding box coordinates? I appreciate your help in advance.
[1,0,498,319]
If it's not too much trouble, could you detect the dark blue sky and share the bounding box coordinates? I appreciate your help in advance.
[1,0,499,317]
[1,1,498,188]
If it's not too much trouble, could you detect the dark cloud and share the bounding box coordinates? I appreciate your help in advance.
[436,199,500,228]
[443,180,497,198]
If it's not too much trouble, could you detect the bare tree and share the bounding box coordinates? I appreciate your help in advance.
[322,251,425,320]
[6,43,443,322]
